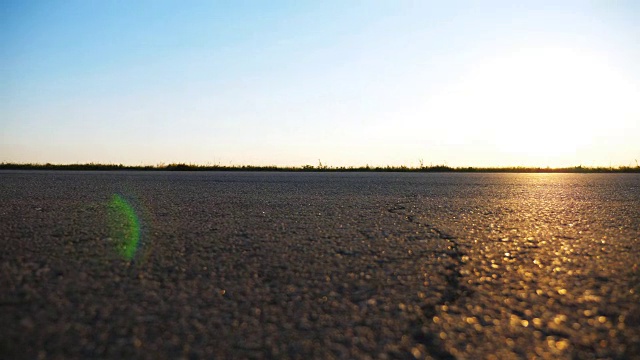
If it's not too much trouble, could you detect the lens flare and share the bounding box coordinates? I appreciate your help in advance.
[108,194,140,260]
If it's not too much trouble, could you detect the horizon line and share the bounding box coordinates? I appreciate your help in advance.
[2,162,639,173]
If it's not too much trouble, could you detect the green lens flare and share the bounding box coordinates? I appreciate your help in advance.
[108,194,140,260]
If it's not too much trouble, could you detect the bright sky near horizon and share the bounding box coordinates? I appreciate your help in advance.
[1,1,639,168]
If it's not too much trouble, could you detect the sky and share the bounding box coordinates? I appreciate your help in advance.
[1,0,639,168]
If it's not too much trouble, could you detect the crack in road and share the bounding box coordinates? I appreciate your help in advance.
[387,203,469,358]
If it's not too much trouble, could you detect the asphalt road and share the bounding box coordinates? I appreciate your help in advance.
[1,171,639,359]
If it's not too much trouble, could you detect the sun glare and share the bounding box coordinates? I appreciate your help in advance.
[423,46,638,167]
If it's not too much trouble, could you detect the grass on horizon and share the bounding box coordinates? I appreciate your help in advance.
[1,162,640,173]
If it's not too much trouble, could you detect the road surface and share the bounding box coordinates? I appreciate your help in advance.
[1,171,639,359]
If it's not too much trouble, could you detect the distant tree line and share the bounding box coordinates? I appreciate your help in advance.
[1,162,639,173]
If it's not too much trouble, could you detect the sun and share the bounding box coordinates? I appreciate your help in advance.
[479,48,614,159]
[422,46,638,167]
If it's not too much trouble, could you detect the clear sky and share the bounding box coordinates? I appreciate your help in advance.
[2,1,639,168]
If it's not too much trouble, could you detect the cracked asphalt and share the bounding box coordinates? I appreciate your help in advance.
[1,171,639,359]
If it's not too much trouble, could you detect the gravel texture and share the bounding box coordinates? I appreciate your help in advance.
[1,171,639,359]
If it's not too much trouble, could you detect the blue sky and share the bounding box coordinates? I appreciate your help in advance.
[2,1,639,167]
